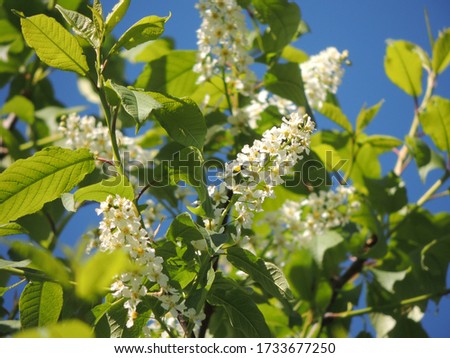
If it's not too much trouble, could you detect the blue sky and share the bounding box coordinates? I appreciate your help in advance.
[1,0,449,337]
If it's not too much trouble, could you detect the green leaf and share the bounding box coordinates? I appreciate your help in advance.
[124,38,174,63]
[135,50,199,97]
[253,0,301,52]
[208,275,271,338]
[264,63,312,116]
[75,250,131,302]
[107,81,162,131]
[359,135,403,153]
[166,213,204,246]
[9,242,70,285]
[55,4,100,48]
[149,92,207,149]
[306,231,344,266]
[19,281,63,328]
[226,247,293,302]
[432,28,450,74]
[1,95,35,124]
[281,45,308,64]
[419,96,450,153]
[384,40,422,97]
[318,102,352,132]
[284,249,318,302]
[109,14,170,55]
[421,235,450,274]
[14,319,93,338]
[105,0,131,34]
[19,13,89,75]
[406,136,446,182]
[0,222,28,237]
[62,175,134,212]
[355,100,384,133]
[364,172,408,214]
[371,268,409,293]
[170,146,210,205]
[0,258,30,270]
[0,147,95,224]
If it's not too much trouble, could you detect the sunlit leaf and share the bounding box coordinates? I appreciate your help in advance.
[109,14,171,55]
[19,281,63,328]
[419,96,450,153]
[384,40,422,97]
[0,147,95,224]
[432,28,450,74]
[14,319,93,338]
[19,13,89,75]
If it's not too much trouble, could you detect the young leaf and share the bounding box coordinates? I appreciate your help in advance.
[208,275,271,338]
[105,0,131,34]
[419,96,450,153]
[14,319,94,338]
[19,281,63,328]
[9,242,70,285]
[359,135,403,153]
[406,136,446,182]
[1,95,35,124]
[318,102,353,132]
[149,92,207,149]
[62,175,134,212]
[109,14,171,55]
[0,258,30,270]
[0,222,28,237]
[75,250,131,302]
[0,147,95,224]
[19,13,89,75]
[364,172,408,214]
[281,45,309,64]
[355,100,384,133]
[306,231,344,266]
[226,247,293,302]
[55,4,100,48]
[107,81,162,130]
[384,40,422,97]
[371,268,409,294]
[432,28,450,74]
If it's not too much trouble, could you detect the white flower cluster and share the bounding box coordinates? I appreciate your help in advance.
[207,110,315,237]
[227,90,297,135]
[194,0,255,92]
[59,113,154,163]
[300,47,349,109]
[262,186,359,265]
[95,195,169,328]
[95,195,205,333]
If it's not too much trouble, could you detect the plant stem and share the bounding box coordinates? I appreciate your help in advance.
[221,67,234,116]
[325,288,450,319]
[416,171,450,206]
[394,72,436,176]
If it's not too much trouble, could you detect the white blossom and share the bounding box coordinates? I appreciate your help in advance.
[211,110,315,237]
[95,195,169,328]
[194,0,255,93]
[261,186,359,265]
[59,113,154,164]
[300,47,349,109]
